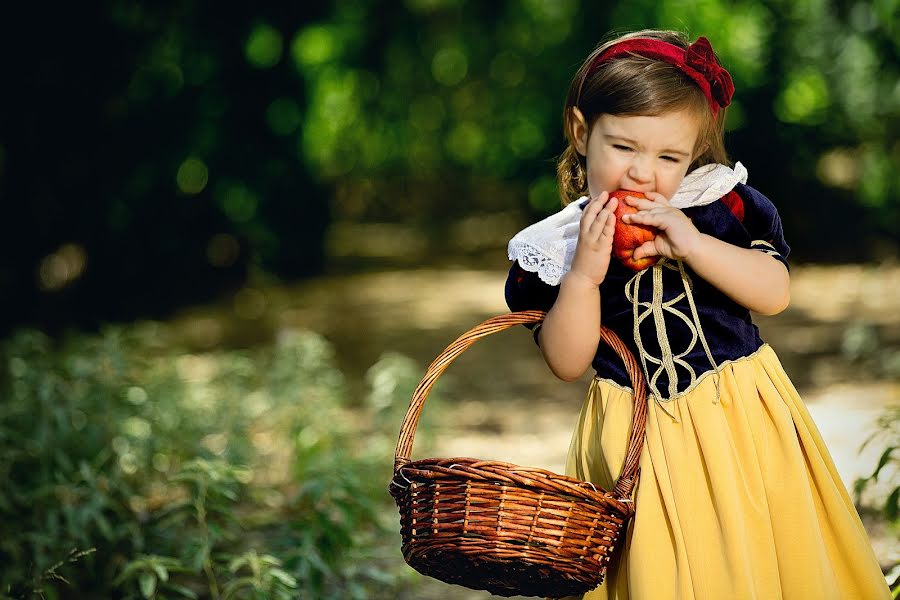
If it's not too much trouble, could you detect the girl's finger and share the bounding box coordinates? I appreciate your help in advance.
[602,211,616,237]
[580,192,607,223]
[595,195,618,223]
[592,197,620,228]
[632,240,659,260]
[641,191,670,205]
[582,196,615,233]
[624,195,661,210]
[591,191,612,214]
[623,209,666,228]
[587,207,612,236]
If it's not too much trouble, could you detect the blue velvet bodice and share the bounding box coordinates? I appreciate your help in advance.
[505,183,790,400]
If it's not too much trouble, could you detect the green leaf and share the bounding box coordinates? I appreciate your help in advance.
[221,578,254,599]
[348,581,367,599]
[139,572,157,599]
[269,568,297,588]
[853,477,868,502]
[885,487,900,522]
[113,560,143,585]
[301,545,332,576]
[94,512,115,540]
[228,553,249,573]
[151,561,169,583]
[870,447,897,481]
[169,584,199,599]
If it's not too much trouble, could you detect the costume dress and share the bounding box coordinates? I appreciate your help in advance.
[505,164,891,600]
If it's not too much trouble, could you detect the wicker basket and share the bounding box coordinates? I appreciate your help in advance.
[389,310,648,598]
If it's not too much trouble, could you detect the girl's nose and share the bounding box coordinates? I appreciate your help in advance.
[626,157,652,185]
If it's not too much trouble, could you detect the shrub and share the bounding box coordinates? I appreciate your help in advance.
[0,325,421,599]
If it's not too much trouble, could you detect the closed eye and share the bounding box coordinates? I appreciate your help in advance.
[613,144,633,152]
[661,155,681,163]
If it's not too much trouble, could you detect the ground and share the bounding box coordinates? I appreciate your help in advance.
[170,261,900,598]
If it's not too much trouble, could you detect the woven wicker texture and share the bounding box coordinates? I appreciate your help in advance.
[390,311,648,598]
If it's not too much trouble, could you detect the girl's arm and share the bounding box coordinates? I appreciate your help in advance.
[538,193,616,381]
[538,271,602,381]
[625,193,790,315]
[683,234,790,315]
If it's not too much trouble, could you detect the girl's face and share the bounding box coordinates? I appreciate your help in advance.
[572,109,702,200]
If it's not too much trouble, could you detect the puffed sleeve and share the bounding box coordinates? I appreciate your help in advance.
[504,261,559,344]
[735,183,791,270]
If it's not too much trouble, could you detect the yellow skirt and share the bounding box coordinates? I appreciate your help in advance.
[565,345,890,600]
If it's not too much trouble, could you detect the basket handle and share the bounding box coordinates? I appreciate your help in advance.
[393,310,648,501]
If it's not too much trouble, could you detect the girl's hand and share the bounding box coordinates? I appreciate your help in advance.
[569,192,616,287]
[621,192,702,262]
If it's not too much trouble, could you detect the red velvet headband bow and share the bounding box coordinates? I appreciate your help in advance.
[590,36,734,115]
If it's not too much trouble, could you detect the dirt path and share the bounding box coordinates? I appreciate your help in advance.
[169,262,899,597]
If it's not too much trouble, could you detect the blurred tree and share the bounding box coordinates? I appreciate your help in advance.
[303,0,898,259]
[0,3,329,335]
[0,0,897,335]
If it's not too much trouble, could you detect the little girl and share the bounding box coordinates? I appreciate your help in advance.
[505,30,890,600]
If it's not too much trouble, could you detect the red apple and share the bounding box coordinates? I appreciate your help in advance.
[609,190,659,271]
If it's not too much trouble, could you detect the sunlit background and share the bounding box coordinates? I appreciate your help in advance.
[0,1,897,598]
[2,0,898,334]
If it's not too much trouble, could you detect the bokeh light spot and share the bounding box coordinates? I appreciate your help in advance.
[490,52,525,87]
[202,432,228,455]
[152,453,171,473]
[118,454,138,475]
[816,148,860,190]
[432,47,468,86]
[291,25,338,68]
[446,122,484,163]
[775,68,830,125]
[38,243,88,292]
[126,386,148,405]
[207,233,241,267]
[9,357,27,377]
[216,183,259,223]
[112,436,130,455]
[245,24,283,69]
[123,417,152,439]
[509,118,544,157]
[176,158,209,195]
[528,176,559,214]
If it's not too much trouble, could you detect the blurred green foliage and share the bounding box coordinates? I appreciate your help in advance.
[1,4,330,334]
[0,325,429,598]
[305,0,899,246]
[1,0,898,333]
[854,405,900,593]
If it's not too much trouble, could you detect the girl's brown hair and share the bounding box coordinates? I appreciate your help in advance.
[557,29,730,204]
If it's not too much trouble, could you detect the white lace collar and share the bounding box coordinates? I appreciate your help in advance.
[507,162,748,285]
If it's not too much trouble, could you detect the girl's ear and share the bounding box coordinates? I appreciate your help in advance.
[570,107,589,156]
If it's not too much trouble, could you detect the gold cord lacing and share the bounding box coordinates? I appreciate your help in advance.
[625,259,721,421]
[751,240,780,257]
